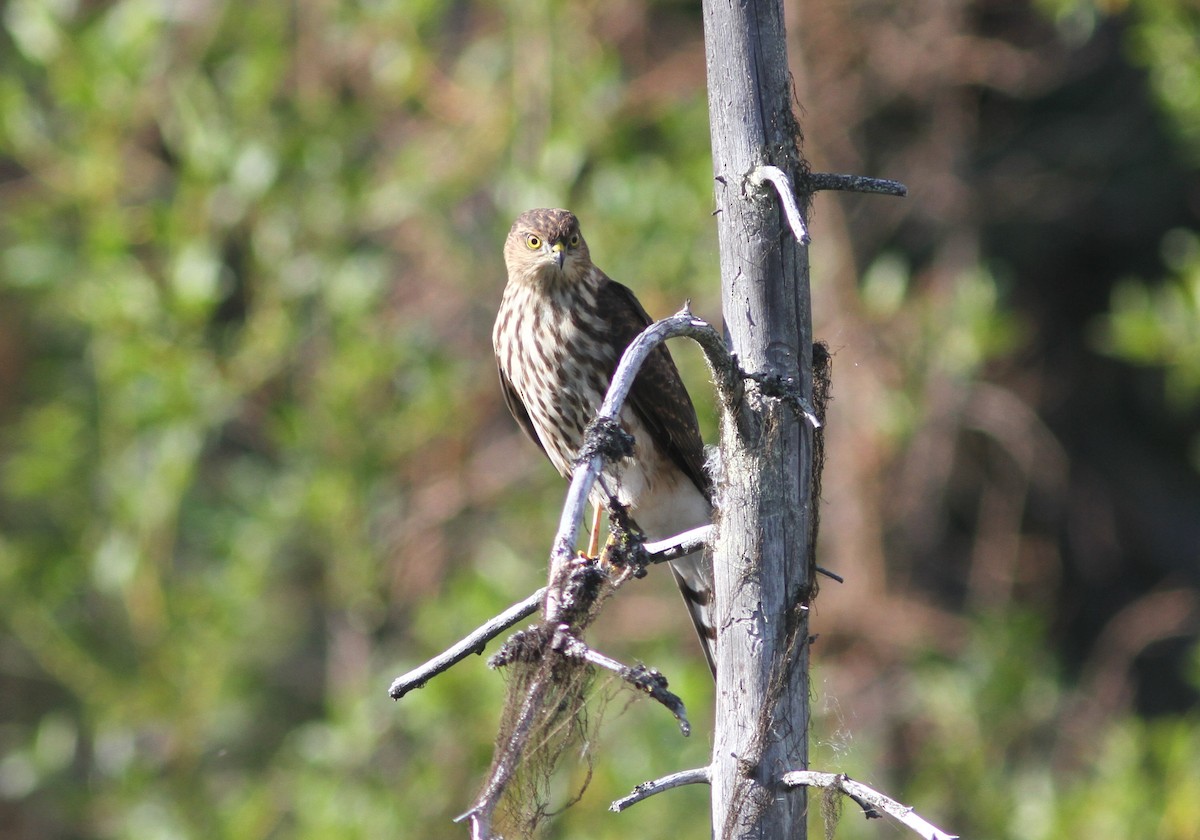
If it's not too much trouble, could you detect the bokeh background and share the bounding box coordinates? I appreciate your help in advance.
[2,0,1199,837]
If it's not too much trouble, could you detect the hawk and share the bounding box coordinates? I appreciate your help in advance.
[493,208,716,673]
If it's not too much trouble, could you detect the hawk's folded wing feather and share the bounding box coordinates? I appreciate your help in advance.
[596,278,712,504]
[498,363,548,459]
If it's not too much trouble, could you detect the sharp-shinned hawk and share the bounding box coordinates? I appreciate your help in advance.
[493,208,716,673]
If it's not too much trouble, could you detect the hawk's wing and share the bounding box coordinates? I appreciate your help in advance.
[497,363,548,459]
[597,278,713,503]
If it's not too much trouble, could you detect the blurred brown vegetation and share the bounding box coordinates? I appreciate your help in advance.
[1,0,1198,838]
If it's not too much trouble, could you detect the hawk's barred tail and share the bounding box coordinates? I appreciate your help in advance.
[669,553,717,677]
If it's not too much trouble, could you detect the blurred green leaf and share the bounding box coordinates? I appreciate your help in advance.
[1092,230,1200,410]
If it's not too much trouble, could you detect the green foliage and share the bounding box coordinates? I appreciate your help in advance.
[811,614,1200,840]
[1092,229,1200,407]
[857,253,1026,441]
[2,0,1199,838]
[0,1,717,837]
[1038,0,1200,470]
[1125,1,1200,163]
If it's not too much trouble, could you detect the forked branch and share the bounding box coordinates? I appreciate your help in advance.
[564,634,691,735]
[388,524,714,700]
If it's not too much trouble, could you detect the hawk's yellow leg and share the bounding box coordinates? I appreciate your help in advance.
[586,504,603,559]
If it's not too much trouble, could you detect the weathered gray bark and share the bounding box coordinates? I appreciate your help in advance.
[702,1,815,838]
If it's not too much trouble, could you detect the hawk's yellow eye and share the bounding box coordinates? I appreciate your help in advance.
[569,234,580,247]
[526,234,541,249]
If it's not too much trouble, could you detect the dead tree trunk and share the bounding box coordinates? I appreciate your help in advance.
[703,1,815,838]
[399,3,928,836]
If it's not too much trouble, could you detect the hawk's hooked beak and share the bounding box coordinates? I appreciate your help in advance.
[550,241,566,269]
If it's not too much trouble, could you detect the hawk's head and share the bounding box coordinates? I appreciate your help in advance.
[504,208,592,285]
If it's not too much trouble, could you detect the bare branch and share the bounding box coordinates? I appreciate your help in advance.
[781,771,959,840]
[389,589,545,700]
[561,632,691,736]
[610,766,712,812]
[747,164,809,244]
[642,524,712,565]
[805,172,908,197]
[609,307,737,414]
[815,566,844,584]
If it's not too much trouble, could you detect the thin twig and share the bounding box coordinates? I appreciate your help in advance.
[642,524,712,564]
[559,633,691,736]
[610,766,712,812]
[747,164,809,244]
[806,172,908,197]
[389,589,545,700]
[816,566,844,583]
[781,771,958,840]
